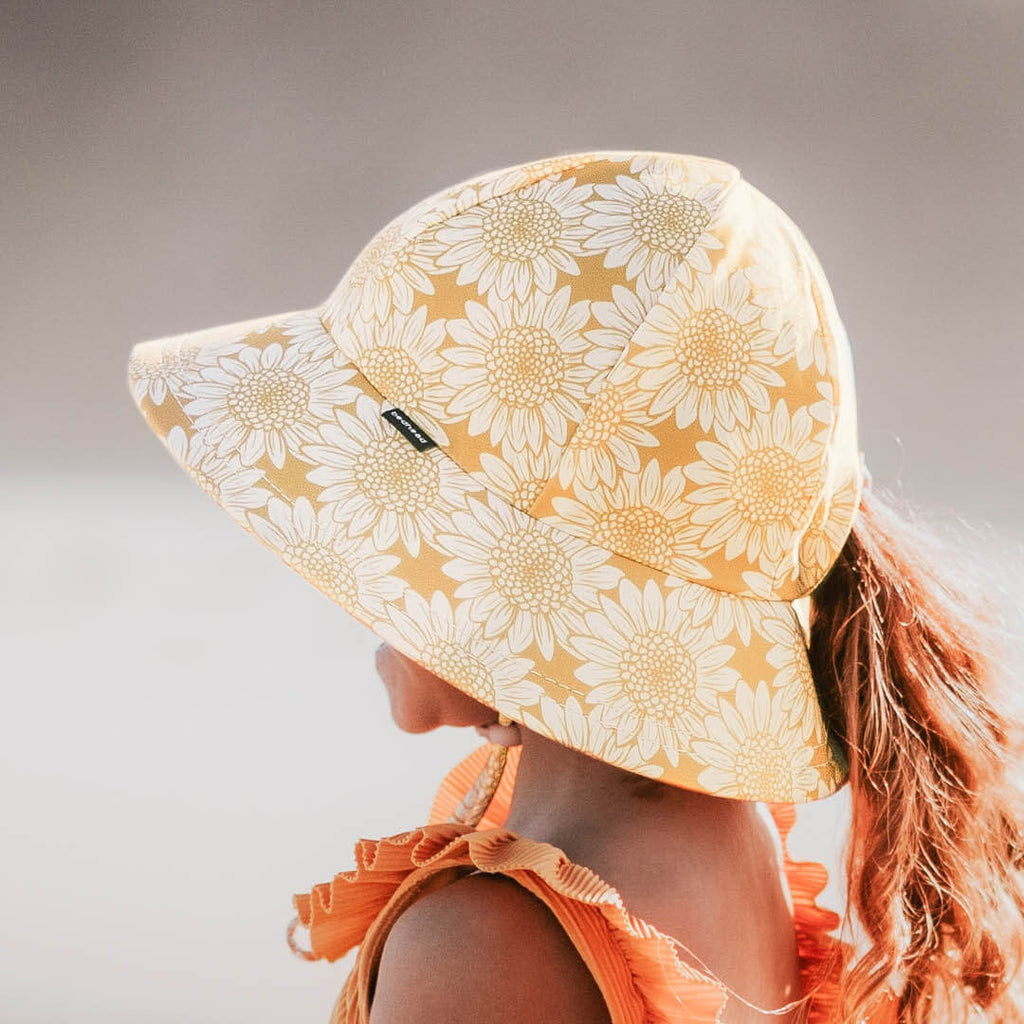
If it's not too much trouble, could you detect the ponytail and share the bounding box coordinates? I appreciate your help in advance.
[808,486,1024,1022]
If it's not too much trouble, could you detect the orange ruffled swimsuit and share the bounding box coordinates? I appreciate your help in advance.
[291,745,898,1023]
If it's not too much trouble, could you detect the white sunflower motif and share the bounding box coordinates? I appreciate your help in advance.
[797,475,859,591]
[324,220,445,326]
[581,173,725,294]
[514,153,601,183]
[738,568,781,600]
[181,337,359,469]
[628,153,736,193]
[745,243,837,376]
[806,378,836,442]
[409,159,586,234]
[433,175,594,300]
[128,331,247,407]
[759,609,819,735]
[164,425,271,524]
[690,680,823,802]
[521,694,664,778]
[742,484,843,601]
[555,384,661,490]
[332,306,451,445]
[376,590,542,710]
[390,192,464,237]
[582,281,661,379]
[808,270,843,373]
[439,285,598,456]
[740,233,802,322]
[277,311,342,360]
[568,579,740,768]
[683,398,824,565]
[548,458,711,580]
[761,602,815,692]
[247,496,406,619]
[663,574,760,646]
[390,160,575,246]
[303,394,481,557]
[436,493,622,661]
[623,267,788,433]
[477,446,561,512]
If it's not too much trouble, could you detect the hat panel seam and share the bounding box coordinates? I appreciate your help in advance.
[311,305,810,604]
[529,167,745,458]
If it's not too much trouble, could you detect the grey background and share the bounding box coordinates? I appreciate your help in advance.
[3,2,1022,1021]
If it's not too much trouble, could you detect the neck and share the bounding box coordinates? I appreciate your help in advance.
[500,726,761,861]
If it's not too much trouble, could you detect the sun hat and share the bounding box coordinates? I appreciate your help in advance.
[127,149,865,804]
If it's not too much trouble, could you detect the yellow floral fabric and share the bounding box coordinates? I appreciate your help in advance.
[128,150,863,802]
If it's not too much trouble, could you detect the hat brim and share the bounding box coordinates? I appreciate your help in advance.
[128,306,847,802]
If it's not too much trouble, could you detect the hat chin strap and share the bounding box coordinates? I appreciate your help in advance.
[448,713,518,826]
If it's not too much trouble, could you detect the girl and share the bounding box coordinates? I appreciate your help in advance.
[129,150,1024,1021]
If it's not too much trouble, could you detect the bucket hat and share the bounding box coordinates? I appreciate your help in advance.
[127,150,865,803]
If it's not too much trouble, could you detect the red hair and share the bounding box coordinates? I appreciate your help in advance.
[808,486,1024,1021]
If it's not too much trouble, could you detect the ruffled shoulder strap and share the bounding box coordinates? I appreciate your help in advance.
[763,801,851,1023]
[292,821,733,1024]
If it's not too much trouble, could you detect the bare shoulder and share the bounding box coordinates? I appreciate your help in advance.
[368,871,612,1024]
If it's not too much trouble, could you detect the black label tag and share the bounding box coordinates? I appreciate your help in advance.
[381,407,437,451]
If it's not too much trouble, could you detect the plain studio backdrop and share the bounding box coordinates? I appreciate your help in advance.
[2,3,1022,1021]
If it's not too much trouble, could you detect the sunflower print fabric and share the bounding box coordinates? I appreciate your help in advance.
[128,150,863,802]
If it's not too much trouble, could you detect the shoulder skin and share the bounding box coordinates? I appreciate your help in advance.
[368,872,612,1024]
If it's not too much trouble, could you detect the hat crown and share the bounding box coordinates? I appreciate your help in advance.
[322,151,862,601]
